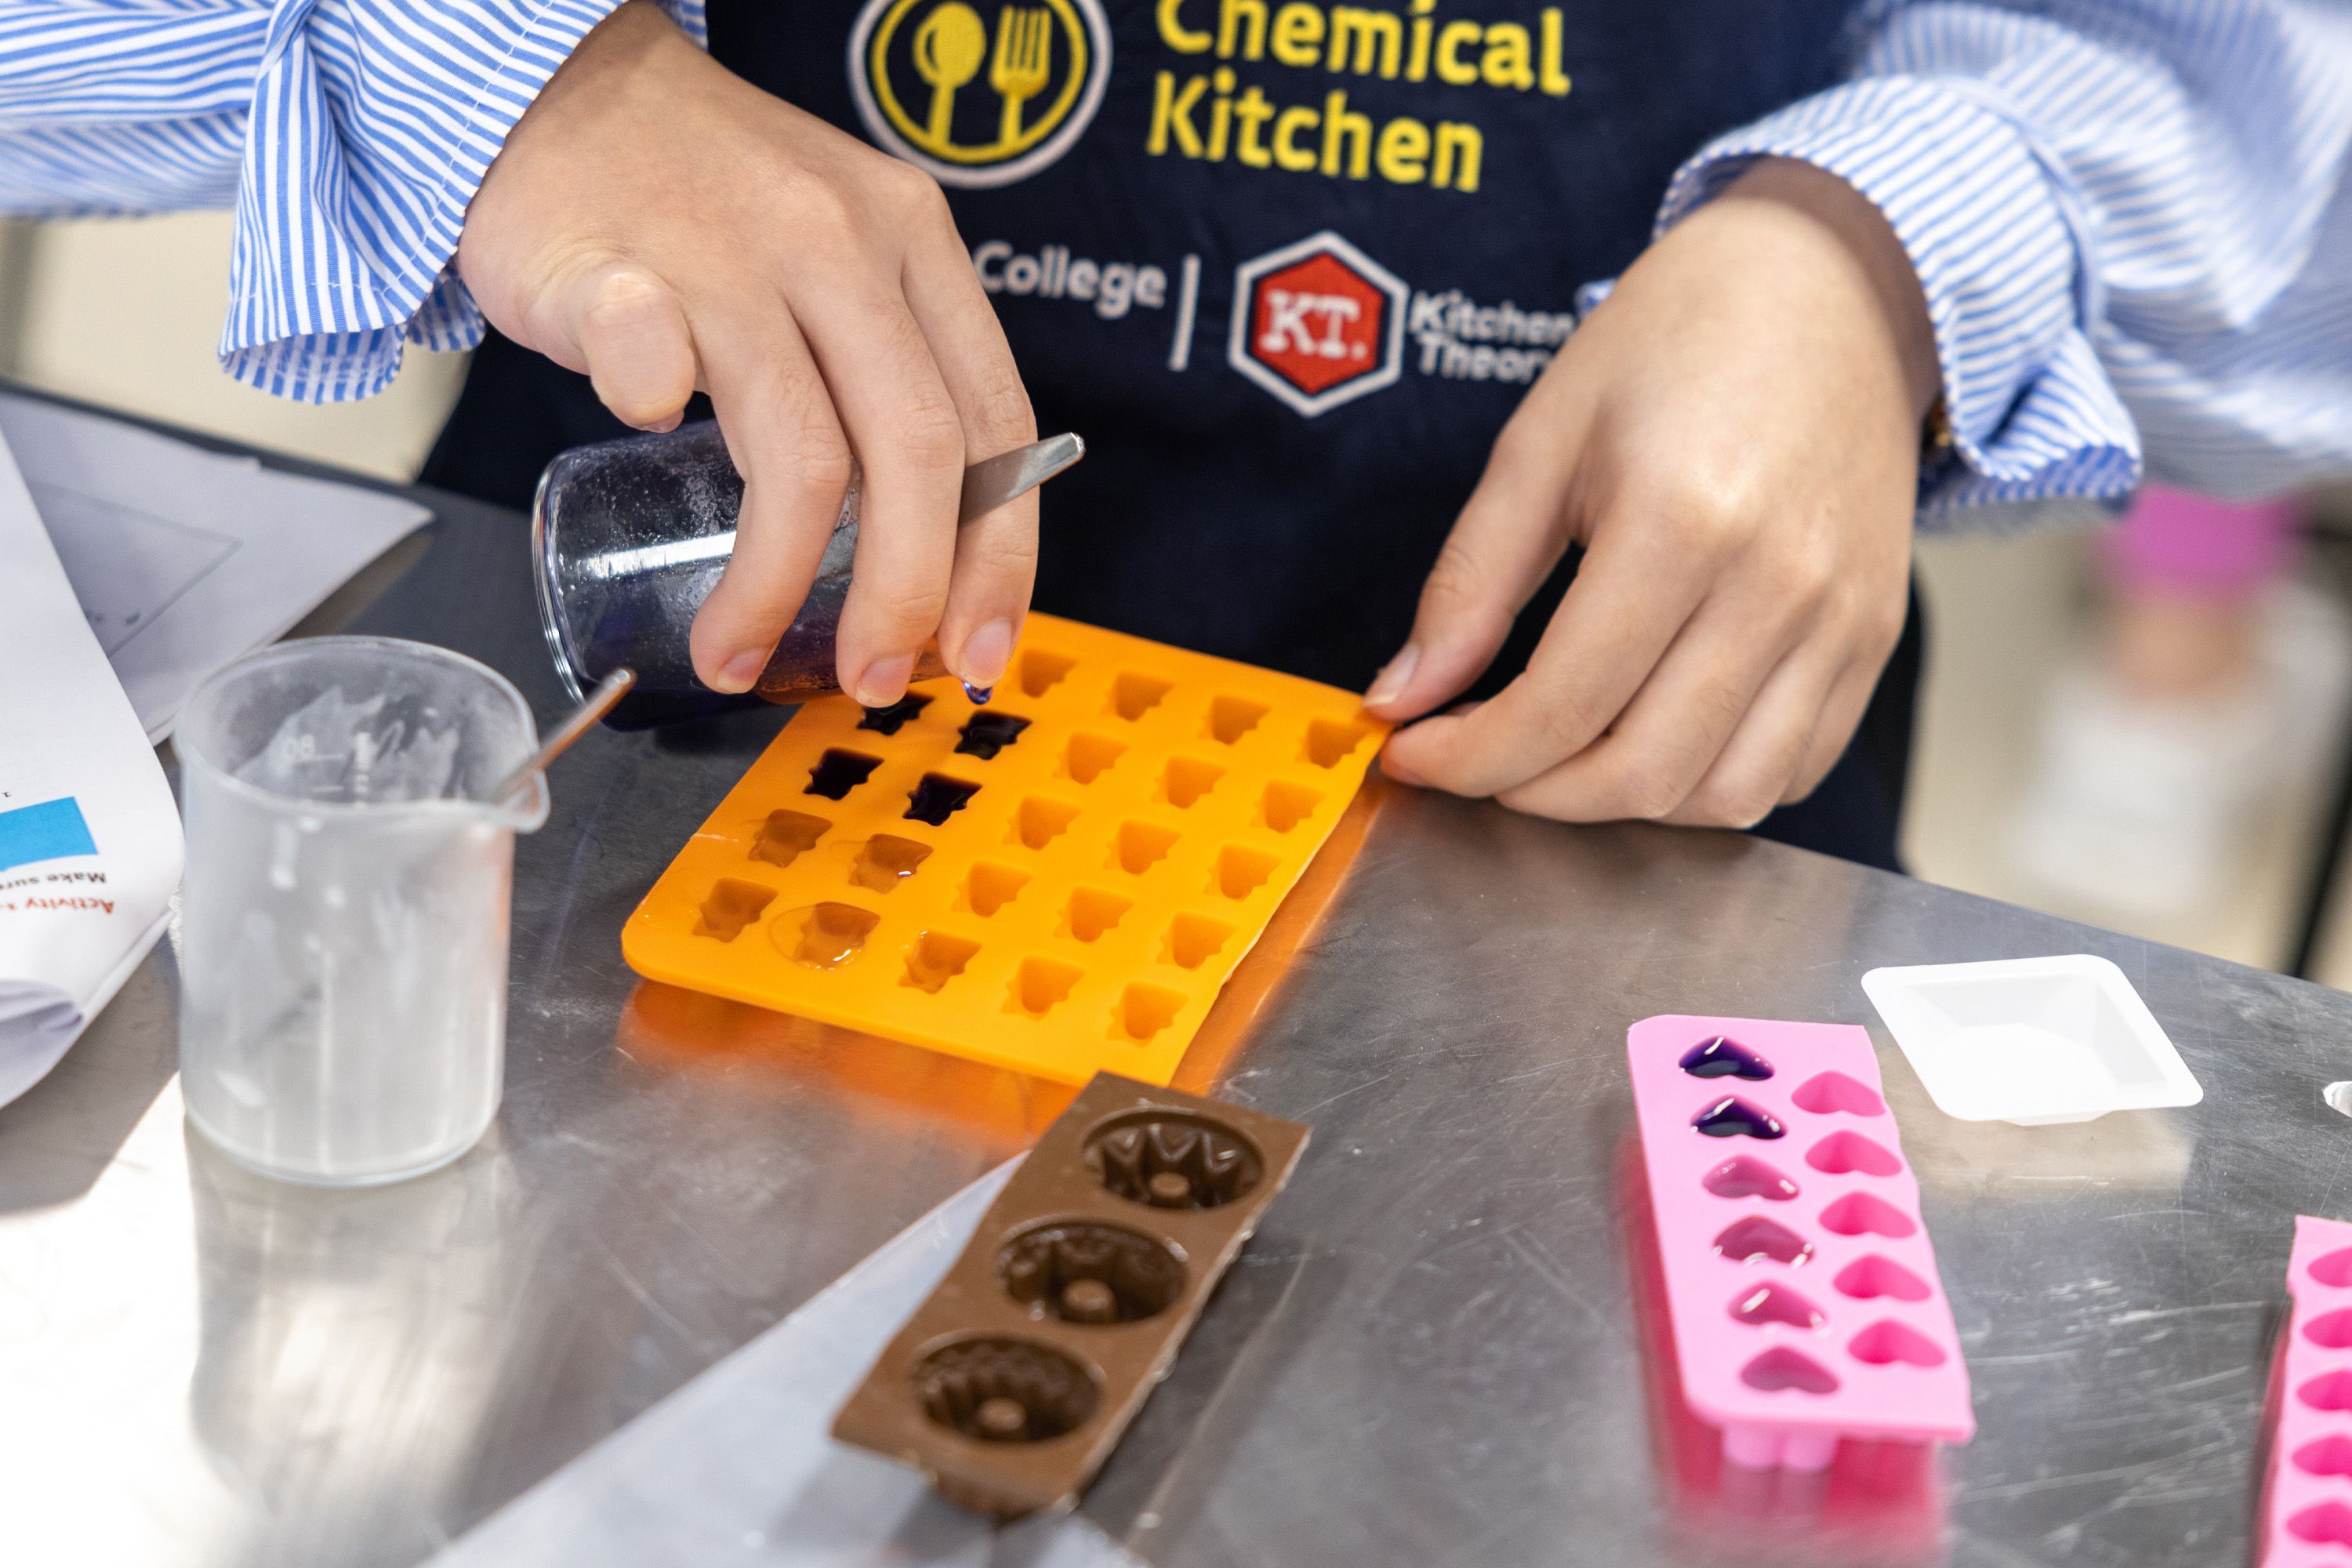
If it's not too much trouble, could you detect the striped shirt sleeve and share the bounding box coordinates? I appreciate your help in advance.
[1659,1,2352,517]
[0,0,708,402]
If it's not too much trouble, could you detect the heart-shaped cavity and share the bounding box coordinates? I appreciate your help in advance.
[1703,1156,1799,1202]
[2302,1370,2352,1412]
[2314,1247,2352,1288]
[1692,1096,1785,1140]
[1680,1036,1773,1080]
[1806,1130,1902,1178]
[1819,1191,1917,1239]
[1790,1069,1886,1117]
[1833,1254,1931,1302]
[1730,1283,1826,1330]
[1739,1347,1840,1395]
[2308,1308,2352,1349]
[2289,1501,2352,1547]
[1847,1319,1947,1367]
[1713,1215,1814,1266]
[2295,1434,2352,1479]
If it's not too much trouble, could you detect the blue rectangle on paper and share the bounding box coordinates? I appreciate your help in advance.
[0,797,98,872]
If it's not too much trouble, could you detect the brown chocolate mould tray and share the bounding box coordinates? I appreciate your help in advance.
[831,1071,1310,1519]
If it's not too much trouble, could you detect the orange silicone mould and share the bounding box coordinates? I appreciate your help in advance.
[622,614,1388,1086]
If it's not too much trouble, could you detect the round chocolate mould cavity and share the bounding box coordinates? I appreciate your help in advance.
[998,1220,1189,1324]
[913,1337,1101,1443]
[1083,1109,1264,1210]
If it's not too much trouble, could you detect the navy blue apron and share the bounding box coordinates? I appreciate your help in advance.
[424,0,1922,869]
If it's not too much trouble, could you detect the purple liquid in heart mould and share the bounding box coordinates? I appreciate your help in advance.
[1692,1095,1784,1139]
[1679,1036,1774,1080]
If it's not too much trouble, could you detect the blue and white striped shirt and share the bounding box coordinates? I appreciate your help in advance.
[3,0,2348,510]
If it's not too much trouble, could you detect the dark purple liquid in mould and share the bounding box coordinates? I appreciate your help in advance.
[956,713,1031,759]
[1679,1036,1773,1080]
[858,694,932,735]
[805,749,881,800]
[904,773,980,826]
[1692,1095,1784,1139]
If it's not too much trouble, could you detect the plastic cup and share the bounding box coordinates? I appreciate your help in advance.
[174,637,548,1186]
[531,420,946,731]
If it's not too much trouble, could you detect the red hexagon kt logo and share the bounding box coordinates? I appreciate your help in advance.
[1228,231,1408,417]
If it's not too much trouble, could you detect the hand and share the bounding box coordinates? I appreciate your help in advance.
[458,1,1036,704]
[1366,158,1940,828]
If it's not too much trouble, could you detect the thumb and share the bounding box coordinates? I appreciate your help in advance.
[1363,390,1590,720]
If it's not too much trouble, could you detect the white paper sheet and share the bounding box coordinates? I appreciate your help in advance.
[433,1160,1142,1568]
[0,427,183,1105]
[0,394,431,741]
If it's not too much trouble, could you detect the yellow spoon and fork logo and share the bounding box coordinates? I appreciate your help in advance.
[989,6,1054,143]
[856,0,1107,185]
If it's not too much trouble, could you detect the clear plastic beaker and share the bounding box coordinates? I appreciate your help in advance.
[532,420,948,730]
[175,637,549,1186]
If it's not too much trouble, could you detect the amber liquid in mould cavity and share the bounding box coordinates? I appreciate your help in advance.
[849,834,932,891]
[782,902,882,968]
[905,773,981,826]
[956,712,1031,759]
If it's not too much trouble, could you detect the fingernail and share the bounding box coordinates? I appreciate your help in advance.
[958,619,1015,690]
[851,653,916,708]
[1365,644,1420,709]
[713,649,766,694]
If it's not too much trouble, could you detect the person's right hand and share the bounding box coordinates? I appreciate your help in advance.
[458,0,1036,706]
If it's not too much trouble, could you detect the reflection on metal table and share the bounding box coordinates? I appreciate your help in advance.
[0,404,2338,1566]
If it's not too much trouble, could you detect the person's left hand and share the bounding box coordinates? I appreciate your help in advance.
[1365,158,1940,828]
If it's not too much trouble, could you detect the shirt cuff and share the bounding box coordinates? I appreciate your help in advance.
[1656,74,2143,521]
[219,0,707,403]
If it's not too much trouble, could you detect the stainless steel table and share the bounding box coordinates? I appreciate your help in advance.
[1,422,2336,1566]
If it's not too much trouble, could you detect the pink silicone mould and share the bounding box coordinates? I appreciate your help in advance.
[1628,1014,1975,1472]
[2260,1215,2352,1564]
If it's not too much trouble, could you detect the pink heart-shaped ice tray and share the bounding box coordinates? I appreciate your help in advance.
[1627,1014,1975,1472]
[2260,1215,2352,1564]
